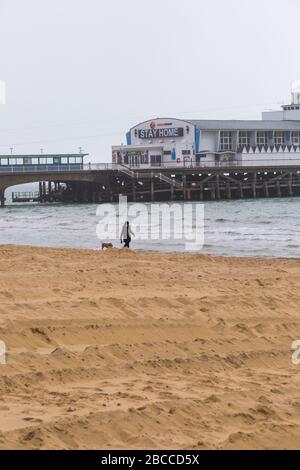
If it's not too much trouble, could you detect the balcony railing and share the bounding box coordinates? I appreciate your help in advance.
[0,163,117,174]
[1,159,300,175]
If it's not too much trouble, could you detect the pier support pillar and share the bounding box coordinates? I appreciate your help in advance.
[216,174,220,200]
[39,182,42,202]
[288,173,293,197]
[276,180,281,198]
[264,182,269,198]
[0,188,5,207]
[252,172,257,198]
[199,184,204,201]
[182,175,187,201]
[132,181,136,202]
[211,184,216,200]
[226,183,231,200]
[42,182,46,199]
[151,179,154,202]
[83,189,88,203]
[239,182,243,199]
[170,184,174,201]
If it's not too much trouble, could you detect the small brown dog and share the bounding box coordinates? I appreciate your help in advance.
[101,242,113,250]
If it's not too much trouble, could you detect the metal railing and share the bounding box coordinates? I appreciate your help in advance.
[12,191,40,198]
[2,158,300,176]
[122,157,300,169]
[116,166,183,187]
[0,163,117,174]
[117,165,137,178]
[155,172,183,188]
[11,191,40,202]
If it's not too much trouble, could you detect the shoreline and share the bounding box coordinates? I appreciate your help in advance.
[1,243,300,262]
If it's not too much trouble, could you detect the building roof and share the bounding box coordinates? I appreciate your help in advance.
[188,119,300,131]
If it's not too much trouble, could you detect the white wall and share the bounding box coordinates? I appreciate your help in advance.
[113,118,197,167]
[262,109,300,121]
[240,148,300,166]
[283,109,300,121]
[262,111,284,121]
[200,131,218,152]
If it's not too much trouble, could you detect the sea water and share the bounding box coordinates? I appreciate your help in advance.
[0,197,300,258]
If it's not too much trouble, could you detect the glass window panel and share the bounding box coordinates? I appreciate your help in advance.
[257,131,267,145]
[274,131,284,145]
[220,131,232,151]
[292,131,300,145]
[238,131,249,146]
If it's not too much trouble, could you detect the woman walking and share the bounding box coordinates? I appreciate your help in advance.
[120,221,135,248]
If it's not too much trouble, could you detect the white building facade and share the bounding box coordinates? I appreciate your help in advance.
[112,118,198,168]
[112,86,300,168]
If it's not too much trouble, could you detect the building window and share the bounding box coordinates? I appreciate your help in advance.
[292,131,300,145]
[182,150,191,155]
[140,153,149,164]
[150,155,162,167]
[238,131,249,147]
[257,131,268,146]
[220,131,232,151]
[274,131,284,145]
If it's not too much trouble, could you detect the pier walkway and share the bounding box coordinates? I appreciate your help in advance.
[2,160,300,205]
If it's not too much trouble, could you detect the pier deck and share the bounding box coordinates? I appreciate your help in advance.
[2,162,300,204]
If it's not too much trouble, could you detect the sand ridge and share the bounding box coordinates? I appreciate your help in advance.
[0,245,300,449]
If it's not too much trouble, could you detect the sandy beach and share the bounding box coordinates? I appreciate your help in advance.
[0,245,300,449]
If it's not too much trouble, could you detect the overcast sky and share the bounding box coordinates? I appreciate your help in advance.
[0,0,299,162]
